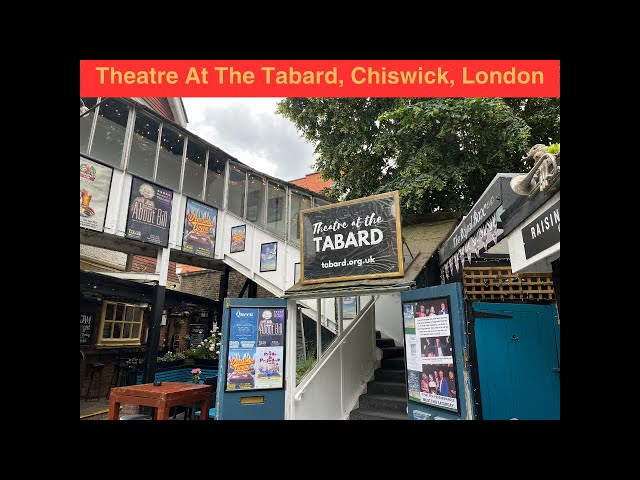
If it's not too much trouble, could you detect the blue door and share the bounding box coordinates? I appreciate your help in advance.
[471,302,560,420]
[216,297,288,420]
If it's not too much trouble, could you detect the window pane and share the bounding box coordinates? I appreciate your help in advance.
[105,303,114,320]
[125,306,134,321]
[80,97,98,154]
[266,183,286,237]
[90,99,129,168]
[115,304,124,321]
[131,323,141,338]
[289,192,311,244]
[123,323,132,338]
[205,155,225,208]
[156,126,184,190]
[182,139,207,198]
[102,322,113,339]
[246,174,266,225]
[227,166,246,217]
[314,197,330,207]
[128,112,160,180]
[113,323,122,339]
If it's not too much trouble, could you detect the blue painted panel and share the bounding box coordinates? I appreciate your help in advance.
[402,282,473,420]
[473,302,560,420]
[216,297,288,420]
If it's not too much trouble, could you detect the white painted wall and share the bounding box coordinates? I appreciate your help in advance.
[506,192,560,274]
[292,306,377,419]
[374,293,403,344]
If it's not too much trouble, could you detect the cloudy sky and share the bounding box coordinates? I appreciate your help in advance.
[182,98,316,182]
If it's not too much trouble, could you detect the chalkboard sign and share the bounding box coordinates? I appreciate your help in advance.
[300,191,404,284]
[80,312,95,346]
[189,323,206,347]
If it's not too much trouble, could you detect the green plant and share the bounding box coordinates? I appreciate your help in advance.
[157,351,185,363]
[296,353,317,385]
[185,331,221,360]
[547,143,560,154]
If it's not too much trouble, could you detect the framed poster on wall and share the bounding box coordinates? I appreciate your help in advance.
[260,242,278,272]
[230,225,246,253]
[182,198,217,258]
[226,307,286,392]
[125,177,173,247]
[80,156,113,232]
[402,296,460,415]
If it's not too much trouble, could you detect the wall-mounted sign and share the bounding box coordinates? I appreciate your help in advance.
[80,311,95,346]
[182,198,218,258]
[523,200,560,259]
[188,323,206,347]
[230,225,246,253]
[226,307,285,392]
[300,191,404,284]
[402,296,460,415]
[80,157,113,232]
[125,177,173,247]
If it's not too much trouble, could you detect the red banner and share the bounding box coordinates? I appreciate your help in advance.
[80,60,559,97]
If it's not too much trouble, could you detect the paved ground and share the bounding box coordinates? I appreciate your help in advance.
[80,397,111,420]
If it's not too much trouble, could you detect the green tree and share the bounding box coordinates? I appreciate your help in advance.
[277,98,559,214]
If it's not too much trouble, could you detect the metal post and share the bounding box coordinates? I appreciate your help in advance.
[285,298,298,419]
[337,297,343,336]
[316,298,322,360]
[217,265,230,330]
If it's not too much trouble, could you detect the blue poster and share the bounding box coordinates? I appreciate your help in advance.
[229,308,258,349]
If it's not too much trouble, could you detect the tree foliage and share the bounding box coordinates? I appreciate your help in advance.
[277,98,560,214]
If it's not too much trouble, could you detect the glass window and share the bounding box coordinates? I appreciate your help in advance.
[97,301,145,346]
[80,97,98,154]
[289,192,312,244]
[90,99,130,167]
[227,166,246,217]
[314,197,331,207]
[156,126,184,191]
[205,155,226,208]
[182,138,207,199]
[266,182,286,237]
[127,112,160,181]
[246,174,266,225]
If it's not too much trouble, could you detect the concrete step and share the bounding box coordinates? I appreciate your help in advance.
[367,380,407,397]
[374,368,406,383]
[358,393,407,412]
[381,346,404,359]
[376,338,395,348]
[381,356,405,370]
[349,408,408,420]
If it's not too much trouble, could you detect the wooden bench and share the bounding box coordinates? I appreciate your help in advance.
[136,366,218,384]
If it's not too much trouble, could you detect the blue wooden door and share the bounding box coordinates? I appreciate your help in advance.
[472,302,560,420]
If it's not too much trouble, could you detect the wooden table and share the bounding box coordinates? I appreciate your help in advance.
[108,382,213,420]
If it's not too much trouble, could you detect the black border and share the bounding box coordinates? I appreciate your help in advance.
[80,154,114,233]
[224,306,286,393]
[402,295,461,416]
[259,241,278,272]
[182,196,218,259]
[125,175,173,248]
[229,224,246,253]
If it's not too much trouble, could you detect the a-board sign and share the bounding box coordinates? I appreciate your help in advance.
[300,191,404,284]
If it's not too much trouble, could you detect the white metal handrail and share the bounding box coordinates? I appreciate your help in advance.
[294,295,379,400]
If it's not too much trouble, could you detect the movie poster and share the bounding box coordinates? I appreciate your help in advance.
[182,198,217,258]
[125,177,173,247]
[80,157,113,232]
[403,296,460,415]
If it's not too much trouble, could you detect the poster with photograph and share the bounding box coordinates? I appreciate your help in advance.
[257,308,285,347]
[125,177,173,247]
[403,296,460,415]
[230,225,246,253]
[80,157,113,232]
[226,348,256,391]
[260,242,278,272]
[342,296,358,320]
[182,198,217,258]
[226,307,286,392]
[407,370,421,403]
[254,347,283,389]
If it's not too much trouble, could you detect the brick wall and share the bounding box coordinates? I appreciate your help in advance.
[178,269,275,300]
[129,255,180,288]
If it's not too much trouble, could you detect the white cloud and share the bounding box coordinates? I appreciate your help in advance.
[183,98,316,181]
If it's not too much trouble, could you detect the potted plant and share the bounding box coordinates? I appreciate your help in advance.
[184,331,221,368]
[156,351,186,369]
